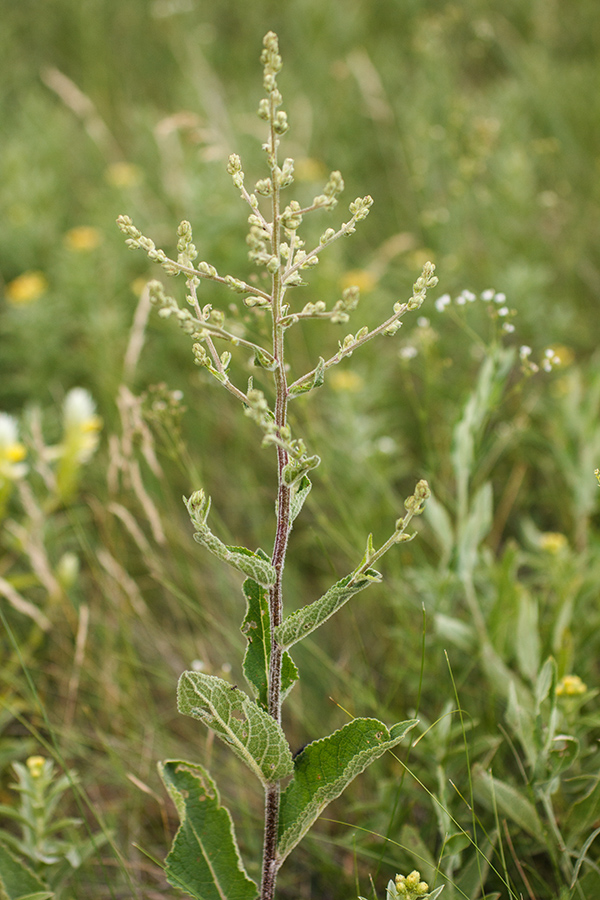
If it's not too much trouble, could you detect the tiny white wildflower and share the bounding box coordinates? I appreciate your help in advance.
[434,293,451,312]
[502,322,515,333]
[462,289,476,302]
[493,292,506,303]
[399,346,418,359]
[520,345,532,358]
[481,289,495,301]
[417,316,430,328]
[497,306,509,316]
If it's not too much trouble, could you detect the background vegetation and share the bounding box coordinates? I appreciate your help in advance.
[1,1,599,897]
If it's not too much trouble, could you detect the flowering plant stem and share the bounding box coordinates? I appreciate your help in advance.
[118,31,438,900]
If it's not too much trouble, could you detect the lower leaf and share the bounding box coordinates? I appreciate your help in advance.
[277,717,417,864]
[158,760,257,900]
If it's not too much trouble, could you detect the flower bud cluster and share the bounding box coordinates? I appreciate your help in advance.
[392,870,431,898]
[177,220,198,268]
[116,215,179,275]
[244,390,320,484]
[261,31,283,93]
[148,280,197,334]
[281,199,303,231]
[336,325,370,360]
[407,262,438,311]
[393,480,430,540]
[247,216,273,267]
[312,170,345,211]
[331,285,360,324]
[185,489,211,531]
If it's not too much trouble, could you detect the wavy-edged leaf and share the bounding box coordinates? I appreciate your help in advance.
[0,841,53,900]
[241,576,298,709]
[277,717,417,863]
[158,760,257,900]
[177,672,293,785]
[273,569,381,651]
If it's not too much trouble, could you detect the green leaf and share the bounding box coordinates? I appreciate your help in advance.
[288,357,325,398]
[241,575,298,709]
[456,481,492,577]
[0,841,53,900]
[472,765,546,843]
[177,672,294,785]
[515,587,540,683]
[277,717,417,863]
[566,775,600,844]
[274,569,381,651]
[196,538,276,588]
[535,656,556,709]
[158,760,257,900]
[424,492,454,566]
[289,474,312,525]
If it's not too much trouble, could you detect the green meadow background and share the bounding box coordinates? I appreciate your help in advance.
[1,1,600,898]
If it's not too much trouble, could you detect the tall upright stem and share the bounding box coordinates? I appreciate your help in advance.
[260,109,292,900]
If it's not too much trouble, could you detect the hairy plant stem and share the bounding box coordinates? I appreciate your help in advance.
[260,108,291,900]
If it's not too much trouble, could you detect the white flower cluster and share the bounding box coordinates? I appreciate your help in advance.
[435,288,515,332]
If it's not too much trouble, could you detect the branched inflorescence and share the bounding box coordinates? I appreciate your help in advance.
[117,30,439,900]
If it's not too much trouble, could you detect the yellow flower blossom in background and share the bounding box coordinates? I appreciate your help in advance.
[539,532,568,554]
[340,268,377,294]
[131,276,150,296]
[26,756,47,778]
[63,226,103,252]
[293,157,326,182]
[5,271,48,305]
[0,413,28,485]
[105,161,143,188]
[556,674,587,697]
[328,369,364,392]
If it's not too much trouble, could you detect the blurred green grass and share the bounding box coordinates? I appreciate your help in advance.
[1,1,600,898]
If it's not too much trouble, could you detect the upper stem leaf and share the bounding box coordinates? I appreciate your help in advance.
[273,569,382,650]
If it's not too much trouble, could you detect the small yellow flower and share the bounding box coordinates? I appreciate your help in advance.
[328,369,364,392]
[293,157,327,182]
[5,271,48,305]
[340,268,377,294]
[539,532,568,554]
[395,871,430,897]
[131,276,150,296]
[26,756,46,778]
[557,674,587,697]
[0,413,27,483]
[105,161,143,188]
[63,226,103,252]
